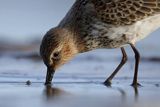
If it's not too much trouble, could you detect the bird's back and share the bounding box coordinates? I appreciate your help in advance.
[58,0,160,50]
[60,0,160,27]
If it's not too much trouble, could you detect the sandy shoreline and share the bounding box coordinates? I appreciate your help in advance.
[0,41,159,107]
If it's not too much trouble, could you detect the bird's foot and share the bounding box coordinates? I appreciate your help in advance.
[131,82,142,88]
[104,79,112,87]
[44,82,52,86]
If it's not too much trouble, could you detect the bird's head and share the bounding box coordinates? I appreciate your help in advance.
[40,28,79,85]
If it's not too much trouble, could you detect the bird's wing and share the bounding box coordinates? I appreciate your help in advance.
[91,0,160,25]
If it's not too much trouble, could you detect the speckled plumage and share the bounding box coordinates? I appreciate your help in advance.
[58,0,160,51]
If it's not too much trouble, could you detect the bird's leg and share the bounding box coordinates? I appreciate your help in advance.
[130,44,141,87]
[104,47,128,86]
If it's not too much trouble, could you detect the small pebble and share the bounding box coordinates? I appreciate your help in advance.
[155,84,160,87]
[26,80,31,86]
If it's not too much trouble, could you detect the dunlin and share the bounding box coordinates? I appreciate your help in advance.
[40,0,160,87]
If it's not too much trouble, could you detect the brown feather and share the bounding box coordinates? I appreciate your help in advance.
[91,0,160,25]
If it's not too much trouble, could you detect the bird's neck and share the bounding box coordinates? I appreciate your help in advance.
[59,28,102,53]
[74,35,100,53]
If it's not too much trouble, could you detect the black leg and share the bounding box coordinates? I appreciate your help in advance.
[130,44,141,87]
[104,47,128,86]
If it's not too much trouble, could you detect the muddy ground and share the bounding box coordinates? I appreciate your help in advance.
[0,40,160,107]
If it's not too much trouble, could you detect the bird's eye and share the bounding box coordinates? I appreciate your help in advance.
[54,52,59,57]
[52,52,60,60]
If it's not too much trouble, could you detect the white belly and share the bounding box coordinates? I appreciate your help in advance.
[89,14,160,49]
[107,14,160,44]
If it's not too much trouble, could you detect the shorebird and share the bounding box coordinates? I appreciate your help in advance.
[40,0,160,87]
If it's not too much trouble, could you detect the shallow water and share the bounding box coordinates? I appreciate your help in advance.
[0,80,160,107]
[0,53,160,107]
[0,32,160,107]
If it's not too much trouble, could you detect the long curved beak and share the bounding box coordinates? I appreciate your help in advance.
[45,67,55,85]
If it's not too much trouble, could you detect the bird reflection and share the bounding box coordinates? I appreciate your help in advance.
[133,86,139,102]
[105,85,139,103]
[120,86,139,103]
[116,87,126,102]
[44,85,69,99]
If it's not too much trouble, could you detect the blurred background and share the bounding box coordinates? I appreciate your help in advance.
[0,0,74,43]
[0,0,160,107]
[0,0,160,54]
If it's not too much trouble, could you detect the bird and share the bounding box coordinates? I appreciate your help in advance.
[40,0,160,87]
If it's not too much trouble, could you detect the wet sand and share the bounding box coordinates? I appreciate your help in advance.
[0,54,159,107]
[0,41,160,107]
[0,78,160,107]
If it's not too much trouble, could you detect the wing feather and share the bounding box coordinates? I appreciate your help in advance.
[91,0,160,25]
